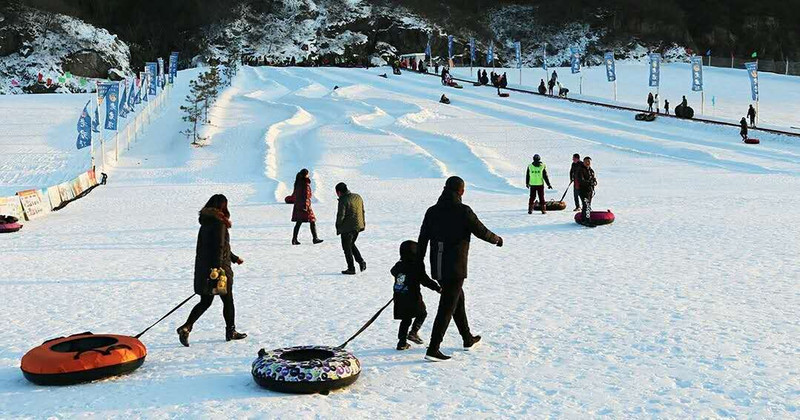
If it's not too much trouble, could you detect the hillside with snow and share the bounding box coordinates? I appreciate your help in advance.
[0,4,131,94]
[1,64,799,417]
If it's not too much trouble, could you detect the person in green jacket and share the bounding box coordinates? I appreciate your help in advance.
[526,154,553,214]
[335,182,366,275]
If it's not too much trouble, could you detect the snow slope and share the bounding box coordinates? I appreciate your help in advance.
[453,63,800,132]
[1,65,800,418]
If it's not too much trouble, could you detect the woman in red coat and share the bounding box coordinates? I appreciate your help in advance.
[291,168,323,245]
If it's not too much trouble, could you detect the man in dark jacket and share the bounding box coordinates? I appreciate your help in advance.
[740,117,749,140]
[526,154,553,214]
[576,157,598,227]
[418,176,503,361]
[336,182,366,275]
[538,79,546,95]
[647,92,654,112]
[569,153,582,211]
[748,104,756,127]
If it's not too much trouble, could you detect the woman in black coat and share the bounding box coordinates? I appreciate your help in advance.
[177,194,246,347]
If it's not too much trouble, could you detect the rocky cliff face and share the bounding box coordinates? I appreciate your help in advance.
[0,4,131,94]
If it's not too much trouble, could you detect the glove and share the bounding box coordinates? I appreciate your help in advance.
[547,185,553,190]
[496,237,503,247]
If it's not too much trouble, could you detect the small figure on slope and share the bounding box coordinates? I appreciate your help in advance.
[569,153,582,212]
[748,104,757,128]
[576,157,598,227]
[526,154,553,214]
[740,117,749,141]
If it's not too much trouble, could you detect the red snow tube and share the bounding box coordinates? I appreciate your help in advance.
[744,138,760,144]
[284,195,295,204]
[0,222,22,233]
[575,210,615,226]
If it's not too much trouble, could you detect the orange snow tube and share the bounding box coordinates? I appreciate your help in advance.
[21,332,147,385]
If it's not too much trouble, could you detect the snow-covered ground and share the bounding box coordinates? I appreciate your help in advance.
[453,63,800,132]
[2,65,800,418]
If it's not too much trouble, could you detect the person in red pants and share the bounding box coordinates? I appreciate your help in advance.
[526,154,552,214]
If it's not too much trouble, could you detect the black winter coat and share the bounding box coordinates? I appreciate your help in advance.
[391,260,440,319]
[194,208,239,295]
[576,165,597,196]
[570,161,583,186]
[418,190,500,280]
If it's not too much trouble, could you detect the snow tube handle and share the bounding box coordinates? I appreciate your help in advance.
[73,344,132,360]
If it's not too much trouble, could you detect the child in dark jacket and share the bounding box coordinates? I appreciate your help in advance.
[391,240,441,350]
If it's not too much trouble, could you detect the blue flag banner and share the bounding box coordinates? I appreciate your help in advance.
[170,52,179,81]
[706,49,712,57]
[137,73,145,103]
[488,41,494,64]
[118,81,128,119]
[469,38,475,62]
[158,58,165,89]
[691,55,704,92]
[649,53,661,87]
[142,74,149,103]
[745,61,759,101]
[570,47,581,74]
[76,101,92,149]
[542,44,547,72]
[92,103,100,133]
[147,62,157,96]
[447,35,453,59]
[96,81,110,105]
[425,37,431,58]
[127,78,136,110]
[514,41,521,69]
[104,82,120,131]
[604,52,616,82]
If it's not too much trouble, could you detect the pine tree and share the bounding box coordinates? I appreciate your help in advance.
[198,67,222,124]
[180,78,205,145]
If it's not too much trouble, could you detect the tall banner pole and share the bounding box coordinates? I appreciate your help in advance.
[580,74,583,95]
[700,91,703,115]
[614,81,617,101]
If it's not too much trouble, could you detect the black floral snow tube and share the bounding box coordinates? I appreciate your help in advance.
[251,345,361,394]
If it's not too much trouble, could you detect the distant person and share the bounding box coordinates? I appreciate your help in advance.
[291,169,323,245]
[647,92,654,112]
[391,240,441,350]
[569,153,582,212]
[748,104,757,128]
[335,182,366,275]
[499,73,508,88]
[655,93,660,113]
[664,99,670,115]
[538,79,546,95]
[177,194,246,347]
[576,157,597,227]
[548,78,555,95]
[418,176,503,362]
[557,82,569,98]
[480,69,489,85]
[526,154,553,214]
[681,96,688,108]
[740,117,749,140]
[551,70,558,83]
[434,62,439,75]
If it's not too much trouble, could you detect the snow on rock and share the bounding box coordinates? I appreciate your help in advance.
[0,4,131,95]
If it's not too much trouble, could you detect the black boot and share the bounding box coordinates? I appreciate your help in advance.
[396,340,411,351]
[463,335,482,351]
[177,326,190,347]
[407,331,424,345]
[425,348,451,362]
[226,326,247,341]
